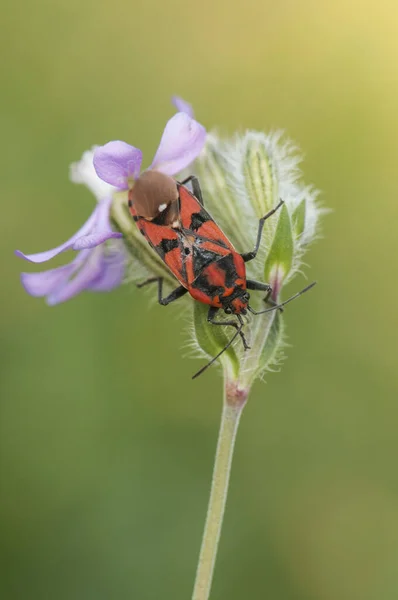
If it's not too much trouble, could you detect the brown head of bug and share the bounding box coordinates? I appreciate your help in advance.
[128,170,180,226]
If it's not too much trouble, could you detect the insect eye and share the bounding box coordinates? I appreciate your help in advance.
[224,306,232,314]
[244,292,250,301]
[184,247,190,255]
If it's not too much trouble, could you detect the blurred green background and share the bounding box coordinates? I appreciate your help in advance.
[2,0,398,598]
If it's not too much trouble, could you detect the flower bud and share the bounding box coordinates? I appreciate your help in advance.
[189,131,322,386]
[111,129,322,386]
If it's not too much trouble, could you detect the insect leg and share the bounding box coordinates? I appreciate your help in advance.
[192,311,247,379]
[246,279,283,311]
[246,279,272,293]
[207,307,250,350]
[137,277,188,306]
[179,175,204,206]
[241,200,284,262]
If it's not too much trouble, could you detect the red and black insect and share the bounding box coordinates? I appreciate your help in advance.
[128,171,315,378]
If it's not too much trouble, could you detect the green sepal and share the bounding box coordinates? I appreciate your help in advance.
[263,203,294,283]
[193,302,240,380]
[292,198,306,238]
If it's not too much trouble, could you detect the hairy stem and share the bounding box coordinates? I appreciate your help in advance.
[192,381,248,600]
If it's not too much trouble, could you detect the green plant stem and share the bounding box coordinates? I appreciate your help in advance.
[192,381,248,600]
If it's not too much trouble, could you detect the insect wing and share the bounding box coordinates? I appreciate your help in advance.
[132,206,186,285]
[178,185,235,252]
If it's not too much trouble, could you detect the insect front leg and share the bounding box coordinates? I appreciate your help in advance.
[241,200,284,262]
[246,279,282,310]
[246,279,272,293]
[137,277,187,306]
[207,306,250,351]
[179,175,204,206]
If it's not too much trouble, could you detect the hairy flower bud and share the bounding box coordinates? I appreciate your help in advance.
[16,96,322,388]
[111,128,323,385]
[188,131,323,386]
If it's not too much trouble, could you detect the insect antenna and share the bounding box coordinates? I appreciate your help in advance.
[248,282,317,315]
[192,318,245,380]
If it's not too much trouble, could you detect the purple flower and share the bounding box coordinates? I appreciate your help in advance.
[93,110,205,189]
[171,96,194,118]
[16,148,125,305]
[16,108,206,305]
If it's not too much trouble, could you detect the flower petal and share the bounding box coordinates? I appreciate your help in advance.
[20,260,82,297]
[70,147,118,200]
[150,112,206,176]
[46,247,104,305]
[93,141,143,188]
[72,231,122,250]
[88,246,126,291]
[15,197,121,263]
[15,208,98,263]
[171,96,194,118]
[20,239,125,303]
[95,195,116,229]
[73,195,123,248]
